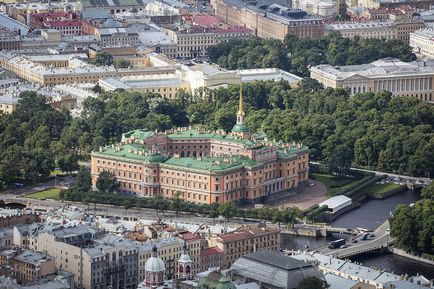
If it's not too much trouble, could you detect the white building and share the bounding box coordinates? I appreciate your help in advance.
[410,28,434,58]
[319,195,352,213]
[293,0,338,17]
[310,58,434,102]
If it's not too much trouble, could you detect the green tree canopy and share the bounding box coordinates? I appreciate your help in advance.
[297,276,326,289]
[96,171,119,193]
[94,51,113,66]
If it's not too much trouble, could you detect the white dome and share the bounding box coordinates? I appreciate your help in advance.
[179,253,192,263]
[145,256,165,272]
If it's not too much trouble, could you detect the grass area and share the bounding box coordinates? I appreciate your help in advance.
[26,188,61,200]
[311,173,358,196]
[422,252,434,261]
[50,169,64,176]
[365,182,404,198]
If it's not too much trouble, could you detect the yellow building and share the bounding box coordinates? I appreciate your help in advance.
[99,75,190,99]
[209,225,280,269]
[0,52,178,87]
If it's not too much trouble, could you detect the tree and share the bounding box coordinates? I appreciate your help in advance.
[92,84,102,93]
[151,195,164,216]
[328,145,353,176]
[96,171,119,193]
[57,153,79,174]
[170,191,182,218]
[82,195,91,211]
[208,202,220,220]
[75,166,92,192]
[114,58,130,69]
[421,182,434,200]
[219,201,236,221]
[297,276,325,289]
[123,198,133,213]
[94,52,113,66]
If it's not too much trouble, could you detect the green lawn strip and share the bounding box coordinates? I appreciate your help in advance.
[26,188,61,200]
[365,182,404,198]
[311,173,358,196]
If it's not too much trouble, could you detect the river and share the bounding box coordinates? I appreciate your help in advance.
[281,190,434,280]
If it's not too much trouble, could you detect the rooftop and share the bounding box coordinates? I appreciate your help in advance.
[319,195,352,209]
[243,251,311,271]
[221,0,322,23]
[218,226,279,242]
[200,246,224,257]
[311,58,434,80]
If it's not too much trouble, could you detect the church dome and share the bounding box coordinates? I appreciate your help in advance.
[179,252,192,263]
[145,246,166,272]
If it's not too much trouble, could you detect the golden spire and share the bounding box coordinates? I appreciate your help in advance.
[238,84,245,116]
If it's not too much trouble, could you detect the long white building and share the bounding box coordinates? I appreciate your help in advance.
[310,58,434,102]
[410,28,434,58]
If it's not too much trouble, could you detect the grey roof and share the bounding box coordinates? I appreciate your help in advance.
[230,251,325,289]
[323,273,357,289]
[243,251,312,271]
[0,13,30,35]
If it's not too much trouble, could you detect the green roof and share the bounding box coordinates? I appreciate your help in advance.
[167,129,254,147]
[197,272,236,289]
[123,129,154,141]
[231,123,250,133]
[92,143,167,163]
[162,155,258,172]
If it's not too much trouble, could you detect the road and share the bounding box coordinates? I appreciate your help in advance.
[310,162,431,183]
[318,220,390,258]
[0,193,254,227]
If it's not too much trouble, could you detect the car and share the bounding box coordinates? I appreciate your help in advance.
[352,239,358,243]
[218,215,225,221]
[370,234,375,237]
[339,245,348,249]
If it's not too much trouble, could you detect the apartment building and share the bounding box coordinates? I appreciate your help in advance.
[199,246,223,271]
[310,58,434,102]
[326,20,425,44]
[30,12,82,36]
[163,26,253,59]
[0,249,56,285]
[0,31,22,50]
[356,0,434,9]
[212,0,324,40]
[95,27,139,47]
[209,225,280,269]
[91,92,309,204]
[32,228,138,289]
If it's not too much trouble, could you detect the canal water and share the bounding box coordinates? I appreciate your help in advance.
[281,190,434,279]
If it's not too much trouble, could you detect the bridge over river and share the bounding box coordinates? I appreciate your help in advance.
[317,221,391,258]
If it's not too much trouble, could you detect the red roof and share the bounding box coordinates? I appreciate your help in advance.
[48,21,82,27]
[218,227,280,243]
[178,231,201,242]
[193,15,221,27]
[200,246,223,257]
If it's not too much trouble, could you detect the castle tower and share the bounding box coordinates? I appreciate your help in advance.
[231,85,250,139]
[177,242,193,280]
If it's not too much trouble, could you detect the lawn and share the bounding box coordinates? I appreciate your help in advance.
[50,169,64,176]
[311,173,358,196]
[26,188,61,200]
[365,182,404,198]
